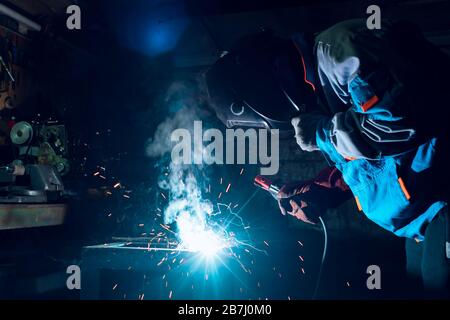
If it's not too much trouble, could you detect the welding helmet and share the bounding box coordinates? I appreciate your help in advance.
[205,31,317,131]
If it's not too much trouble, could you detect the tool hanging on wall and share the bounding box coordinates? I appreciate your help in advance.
[0,55,14,83]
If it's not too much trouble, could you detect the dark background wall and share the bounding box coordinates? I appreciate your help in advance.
[0,0,449,299]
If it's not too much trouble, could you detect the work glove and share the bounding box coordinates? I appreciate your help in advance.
[291,113,326,152]
[277,181,325,225]
[276,167,352,225]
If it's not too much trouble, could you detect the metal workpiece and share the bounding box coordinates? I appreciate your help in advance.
[81,239,244,300]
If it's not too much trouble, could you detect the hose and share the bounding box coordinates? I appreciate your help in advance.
[253,175,329,299]
[312,216,328,299]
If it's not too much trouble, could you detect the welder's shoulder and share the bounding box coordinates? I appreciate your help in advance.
[319,19,396,52]
[314,19,369,63]
[316,19,368,43]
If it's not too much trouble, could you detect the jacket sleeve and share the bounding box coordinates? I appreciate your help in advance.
[315,20,430,161]
[301,166,352,208]
[319,72,427,161]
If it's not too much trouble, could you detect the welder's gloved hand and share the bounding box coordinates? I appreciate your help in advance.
[277,167,352,225]
[277,182,324,225]
[291,113,326,152]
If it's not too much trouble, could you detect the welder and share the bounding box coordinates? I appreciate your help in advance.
[205,19,450,296]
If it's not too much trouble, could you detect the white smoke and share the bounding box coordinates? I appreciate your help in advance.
[145,104,212,221]
[145,106,198,158]
[160,162,212,225]
[146,81,220,252]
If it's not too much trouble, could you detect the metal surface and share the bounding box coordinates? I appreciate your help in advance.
[27,165,65,192]
[6,186,45,196]
[0,195,48,203]
[0,165,65,204]
[0,203,66,230]
[81,239,244,300]
[0,185,48,203]
[85,237,181,251]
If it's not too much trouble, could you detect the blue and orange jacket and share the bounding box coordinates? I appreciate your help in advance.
[310,19,450,240]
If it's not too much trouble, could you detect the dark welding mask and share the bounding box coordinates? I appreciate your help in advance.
[206,31,317,132]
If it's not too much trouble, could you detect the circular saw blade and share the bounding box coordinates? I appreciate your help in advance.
[10,121,33,145]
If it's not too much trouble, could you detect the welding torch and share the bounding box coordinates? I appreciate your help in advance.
[253,174,328,299]
[254,175,280,199]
